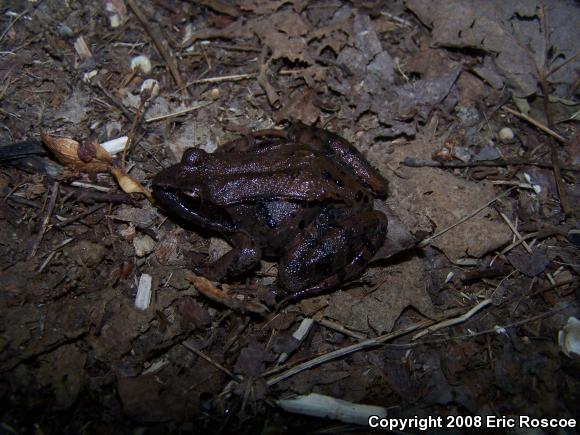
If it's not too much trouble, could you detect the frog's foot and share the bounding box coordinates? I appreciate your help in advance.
[277,210,387,299]
[194,233,262,281]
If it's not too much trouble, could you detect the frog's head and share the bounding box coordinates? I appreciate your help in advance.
[152,148,236,232]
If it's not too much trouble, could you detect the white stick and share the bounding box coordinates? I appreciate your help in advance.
[135,273,152,310]
[276,393,387,426]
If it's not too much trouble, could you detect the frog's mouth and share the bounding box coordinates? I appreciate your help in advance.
[152,186,200,216]
[152,186,235,232]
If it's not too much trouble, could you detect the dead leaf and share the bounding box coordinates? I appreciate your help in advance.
[507,246,550,277]
[41,132,113,173]
[407,0,580,97]
[111,167,153,200]
[274,88,320,124]
[325,255,434,334]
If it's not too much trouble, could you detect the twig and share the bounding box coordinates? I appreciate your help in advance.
[183,340,242,383]
[0,8,30,44]
[501,107,566,143]
[505,3,572,215]
[498,211,533,254]
[383,301,577,348]
[265,319,433,387]
[498,231,539,257]
[418,187,517,248]
[28,181,59,259]
[145,101,213,123]
[202,43,261,53]
[38,237,74,272]
[95,82,134,123]
[186,73,258,87]
[548,140,572,215]
[126,0,187,92]
[528,278,578,299]
[412,299,493,340]
[546,51,580,78]
[380,11,413,27]
[70,181,112,192]
[402,156,579,172]
[54,204,106,228]
[121,96,146,172]
[315,317,368,340]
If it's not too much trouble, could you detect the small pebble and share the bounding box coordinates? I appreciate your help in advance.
[134,234,156,257]
[141,79,159,99]
[499,127,515,141]
[131,55,152,75]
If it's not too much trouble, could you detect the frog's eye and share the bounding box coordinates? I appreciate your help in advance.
[182,148,205,165]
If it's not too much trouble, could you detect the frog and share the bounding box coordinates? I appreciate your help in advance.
[152,123,388,299]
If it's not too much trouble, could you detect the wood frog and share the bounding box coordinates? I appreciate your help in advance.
[152,123,388,299]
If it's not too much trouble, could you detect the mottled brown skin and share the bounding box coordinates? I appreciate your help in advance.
[152,123,388,299]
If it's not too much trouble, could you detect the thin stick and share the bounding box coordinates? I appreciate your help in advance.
[498,231,539,256]
[182,340,242,383]
[546,51,580,78]
[70,181,112,192]
[54,204,106,228]
[418,187,517,248]
[402,157,578,172]
[265,319,433,387]
[121,97,146,171]
[126,0,187,92]
[528,278,578,299]
[412,299,493,340]
[502,106,567,143]
[28,182,59,259]
[548,140,572,215]
[0,9,29,44]
[37,237,74,272]
[95,83,134,123]
[498,211,533,254]
[145,101,212,123]
[316,318,368,340]
[383,301,577,348]
[187,73,258,87]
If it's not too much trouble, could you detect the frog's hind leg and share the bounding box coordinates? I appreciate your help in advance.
[277,210,387,299]
[194,232,262,281]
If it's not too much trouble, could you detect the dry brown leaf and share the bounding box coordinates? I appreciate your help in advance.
[40,131,113,173]
[186,272,269,315]
[110,167,153,201]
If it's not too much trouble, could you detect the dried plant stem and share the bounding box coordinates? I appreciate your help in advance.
[265,319,433,387]
[126,0,187,92]
[95,83,134,123]
[28,181,59,259]
[384,301,577,349]
[403,156,579,172]
[498,212,533,254]
[548,141,572,215]
[412,299,493,340]
[54,204,106,228]
[121,97,146,172]
[418,187,517,248]
[145,101,212,123]
[501,107,566,143]
[183,340,241,383]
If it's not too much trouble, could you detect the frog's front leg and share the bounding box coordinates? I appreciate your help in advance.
[193,232,262,281]
[277,210,387,299]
